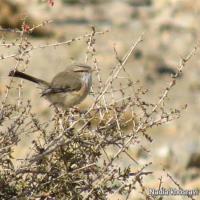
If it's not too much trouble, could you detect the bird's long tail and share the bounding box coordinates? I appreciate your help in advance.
[9,70,49,88]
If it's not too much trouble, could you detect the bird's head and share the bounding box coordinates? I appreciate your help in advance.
[72,64,93,74]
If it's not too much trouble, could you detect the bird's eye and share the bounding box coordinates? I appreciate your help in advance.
[74,69,87,72]
[74,67,90,72]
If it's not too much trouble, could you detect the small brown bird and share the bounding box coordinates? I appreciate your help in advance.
[9,64,93,109]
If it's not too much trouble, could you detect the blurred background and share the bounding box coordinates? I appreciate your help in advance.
[0,0,200,199]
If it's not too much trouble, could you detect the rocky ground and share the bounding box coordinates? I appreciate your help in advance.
[1,0,200,199]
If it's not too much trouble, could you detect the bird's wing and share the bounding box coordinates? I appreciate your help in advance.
[42,71,82,96]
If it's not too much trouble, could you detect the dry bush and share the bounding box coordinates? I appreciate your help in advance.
[0,4,199,200]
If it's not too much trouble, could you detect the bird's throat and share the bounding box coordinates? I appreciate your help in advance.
[82,73,92,91]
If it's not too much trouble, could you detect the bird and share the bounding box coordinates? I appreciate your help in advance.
[8,64,93,109]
